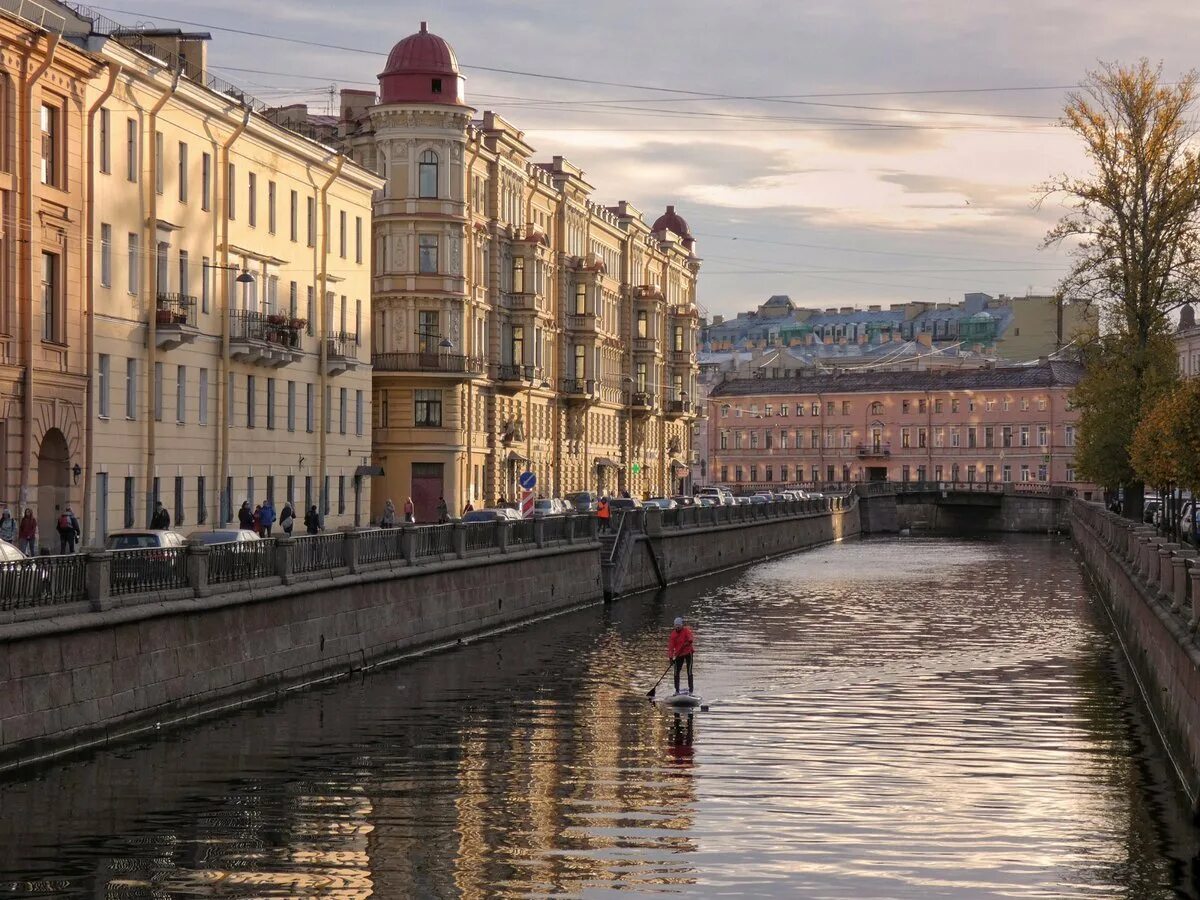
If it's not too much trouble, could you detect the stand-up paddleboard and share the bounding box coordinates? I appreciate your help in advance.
[660,692,704,708]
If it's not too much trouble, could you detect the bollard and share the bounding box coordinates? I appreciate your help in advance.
[534,515,546,548]
[400,525,416,565]
[343,529,362,574]
[1188,560,1200,630]
[498,521,511,554]
[185,542,210,595]
[1172,550,1193,612]
[1158,543,1179,601]
[85,550,112,612]
[274,533,296,584]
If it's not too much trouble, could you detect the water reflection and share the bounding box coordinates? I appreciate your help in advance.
[0,536,1196,897]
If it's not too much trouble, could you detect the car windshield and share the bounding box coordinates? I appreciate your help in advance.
[107,534,162,550]
[463,511,497,523]
[189,531,242,545]
[535,500,554,509]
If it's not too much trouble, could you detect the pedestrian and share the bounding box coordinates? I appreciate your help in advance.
[668,616,695,696]
[0,507,16,544]
[597,496,611,532]
[380,498,398,528]
[56,505,81,554]
[252,504,262,535]
[621,490,630,499]
[150,500,171,530]
[280,500,295,536]
[462,500,474,516]
[403,497,415,524]
[497,493,507,508]
[436,495,449,524]
[260,499,276,537]
[304,504,320,535]
[238,500,254,530]
[18,508,37,556]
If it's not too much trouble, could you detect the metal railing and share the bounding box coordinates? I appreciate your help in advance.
[463,522,499,555]
[371,352,484,375]
[510,519,536,547]
[0,554,85,611]
[155,293,197,328]
[539,516,573,544]
[413,524,454,559]
[358,528,404,565]
[560,377,595,395]
[496,363,534,382]
[326,332,358,360]
[631,391,654,409]
[208,539,276,584]
[110,547,188,596]
[230,309,304,349]
[292,533,346,574]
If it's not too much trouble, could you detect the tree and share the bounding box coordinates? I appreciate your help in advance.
[1132,379,1200,536]
[1042,61,1200,518]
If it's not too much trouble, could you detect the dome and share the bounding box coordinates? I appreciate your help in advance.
[652,205,692,239]
[379,22,467,106]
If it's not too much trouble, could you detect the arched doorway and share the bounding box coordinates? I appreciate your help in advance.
[36,428,70,554]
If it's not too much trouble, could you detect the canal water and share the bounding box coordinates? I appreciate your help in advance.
[1,536,1197,897]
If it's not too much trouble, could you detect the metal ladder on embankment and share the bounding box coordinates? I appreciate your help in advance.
[599,511,666,600]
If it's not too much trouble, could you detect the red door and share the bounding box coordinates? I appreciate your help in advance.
[410,462,444,524]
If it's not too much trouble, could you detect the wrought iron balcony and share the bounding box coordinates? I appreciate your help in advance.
[229,309,304,367]
[665,399,693,418]
[153,293,199,349]
[630,391,654,413]
[325,331,360,376]
[559,377,597,400]
[856,443,891,458]
[371,352,484,376]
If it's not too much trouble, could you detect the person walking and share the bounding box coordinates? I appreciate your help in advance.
[462,500,474,516]
[0,507,16,544]
[436,495,449,524]
[56,505,81,554]
[668,616,695,695]
[259,499,276,537]
[280,501,295,536]
[402,497,415,524]
[252,504,262,535]
[18,508,37,556]
[380,499,398,528]
[304,504,320,535]
[497,493,507,508]
[597,497,611,533]
[238,501,254,531]
[150,500,171,530]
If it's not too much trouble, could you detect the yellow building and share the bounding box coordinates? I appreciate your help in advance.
[76,20,381,539]
[335,24,701,520]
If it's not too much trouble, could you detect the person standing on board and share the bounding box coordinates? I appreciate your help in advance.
[668,616,695,695]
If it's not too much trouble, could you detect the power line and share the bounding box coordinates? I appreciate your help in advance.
[692,231,1072,265]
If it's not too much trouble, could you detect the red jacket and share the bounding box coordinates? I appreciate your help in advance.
[668,626,694,659]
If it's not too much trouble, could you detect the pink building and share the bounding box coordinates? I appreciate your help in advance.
[708,360,1091,490]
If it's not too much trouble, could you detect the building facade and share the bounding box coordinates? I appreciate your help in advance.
[0,8,95,549]
[707,361,1089,490]
[332,24,701,520]
[75,19,381,540]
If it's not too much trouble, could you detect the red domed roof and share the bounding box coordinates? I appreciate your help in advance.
[379,22,467,106]
[652,205,692,239]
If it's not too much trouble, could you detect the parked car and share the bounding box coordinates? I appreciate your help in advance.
[608,497,643,511]
[534,498,569,516]
[565,491,598,513]
[748,494,770,504]
[734,497,751,506]
[187,529,261,546]
[672,496,696,508]
[105,529,186,551]
[697,486,734,506]
[644,497,678,510]
[696,496,718,507]
[1144,498,1162,525]
[463,508,521,524]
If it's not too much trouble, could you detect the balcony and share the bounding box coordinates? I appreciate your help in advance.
[371,352,484,377]
[630,391,655,415]
[565,313,597,333]
[153,293,200,350]
[325,331,361,376]
[494,363,535,392]
[504,291,538,311]
[229,310,304,367]
[559,377,597,403]
[633,337,659,354]
[856,443,892,458]
[665,399,696,419]
[671,348,694,366]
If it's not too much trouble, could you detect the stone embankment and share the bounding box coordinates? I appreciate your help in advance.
[1072,500,1200,809]
[0,496,859,771]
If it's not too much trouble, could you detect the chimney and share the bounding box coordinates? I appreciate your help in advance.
[840,307,853,314]
[340,88,375,123]
[916,333,933,349]
[868,304,882,312]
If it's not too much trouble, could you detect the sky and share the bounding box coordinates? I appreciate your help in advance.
[89,0,1200,320]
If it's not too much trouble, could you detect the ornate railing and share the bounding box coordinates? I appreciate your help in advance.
[110,547,188,596]
[0,554,86,610]
[155,293,197,327]
[496,363,533,382]
[413,523,454,559]
[631,391,654,409]
[292,533,346,573]
[463,522,499,555]
[560,377,595,396]
[230,309,304,348]
[326,332,358,360]
[510,519,536,547]
[208,538,276,584]
[371,352,484,375]
[358,528,404,565]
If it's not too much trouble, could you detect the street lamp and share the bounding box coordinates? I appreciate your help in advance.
[209,262,255,283]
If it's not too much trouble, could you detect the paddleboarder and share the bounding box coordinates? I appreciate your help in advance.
[668,616,695,695]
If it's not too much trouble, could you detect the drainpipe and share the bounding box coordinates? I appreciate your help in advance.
[17,31,60,512]
[143,68,181,525]
[84,61,121,540]
[464,135,480,507]
[215,106,251,523]
[317,155,347,525]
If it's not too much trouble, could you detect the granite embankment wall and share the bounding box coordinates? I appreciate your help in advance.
[1072,500,1200,809]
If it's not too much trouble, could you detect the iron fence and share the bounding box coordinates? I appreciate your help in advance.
[110,547,188,596]
[413,524,454,560]
[0,554,86,611]
[208,539,276,584]
[358,528,405,565]
[510,520,536,547]
[292,533,347,574]
[539,516,572,544]
[463,522,498,555]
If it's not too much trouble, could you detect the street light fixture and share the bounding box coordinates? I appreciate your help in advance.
[209,262,255,283]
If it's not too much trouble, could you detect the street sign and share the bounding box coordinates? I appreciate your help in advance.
[632,463,641,475]
[519,470,537,490]
[521,489,534,519]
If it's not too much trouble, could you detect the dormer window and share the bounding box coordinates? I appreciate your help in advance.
[431,78,442,94]
[418,149,438,199]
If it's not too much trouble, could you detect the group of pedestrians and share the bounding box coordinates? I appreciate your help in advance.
[229,499,321,537]
[0,505,79,555]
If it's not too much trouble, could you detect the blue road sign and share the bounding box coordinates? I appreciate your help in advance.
[519,470,537,491]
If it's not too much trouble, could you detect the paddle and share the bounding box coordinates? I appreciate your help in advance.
[646,660,673,698]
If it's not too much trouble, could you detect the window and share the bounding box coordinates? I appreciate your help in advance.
[339,387,347,434]
[1066,466,1076,483]
[227,373,235,426]
[1002,426,1013,448]
[811,402,820,416]
[201,258,210,313]
[674,324,684,352]
[917,427,927,449]
[177,142,188,202]
[306,383,315,432]
[968,427,977,449]
[735,466,743,482]
[306,287,315,335]
[934,428,944,448]
[266,377,276,430]
[951,398,960,414]
[324,476,331,516]
[127,233,139,294]
[197,475,207,525]
[419,149,438,198]
[201,152,211,211]
[199,368,208,425]
[227,163,236,219]
[1038,464,1048,482]
[720,432,728,450]
[510,324,525,366]
[307,197,316,247]
[246,375,256,427]
[356,389,364,436]
[339,210,347,258]
[842,401,851,415]
[934,399,943,413]
[176,365,185,423]
[750,431,759,449]
[1021,464,1031,482]
[826,401,835,415]
[750,465,758,482]
[901,428,911,449]
[575,283,587,315]
[1065,425,1076,447]
[98,354,111,418]
[40,252,60,342]
[99,107,110,174]
[419,234,438,274]
[779,430,788,450]
[355,216,363,264]
[287,380,296,432]
[780,404,789,417]
[902,399,910,414]
[637,310,648,338]
[415,389,442,426]
[1038,397,1047,412]
[325,385,332,433]
[984,425,994,448]
[174,477,184,527]
[355,299,362,344]
[1020,426,1030,447]
[1020,397,1029,411]
[268,180,276,233]
[512,256,524,293]
[950,429,960,448]
[811,428,819,449]
[178,250,189,298]
[918,399,927,414]
[290,190,298,241]
[1037,425,1049,447]
[248,172,257,226]
[869,401,883,415]
[126,118,138,182]
[154,130,163,194]
[40,103,61,186]
[124,477,135,528]
[153,362,163,421]
[842,429,853,449]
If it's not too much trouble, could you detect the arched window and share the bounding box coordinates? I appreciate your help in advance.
[870,401,883,415]
[418,149,438,199]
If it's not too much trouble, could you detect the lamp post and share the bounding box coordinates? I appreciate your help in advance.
[620,375,634,497]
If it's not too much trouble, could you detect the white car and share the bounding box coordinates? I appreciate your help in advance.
[644,497,678,510]
[534,498,569,516]
[105,529,186,550]
[188,529,262,545]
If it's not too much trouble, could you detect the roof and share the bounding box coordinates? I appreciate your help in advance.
[379,22,466,106]
[651,205,692,239]
[709,361,1083,398]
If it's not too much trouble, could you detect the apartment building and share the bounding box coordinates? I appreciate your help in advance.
[708,361,1089,489]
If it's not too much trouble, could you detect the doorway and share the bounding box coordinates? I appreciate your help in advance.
[866,466,889,482]
[36,427,71,553]
[410,462,444,524]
